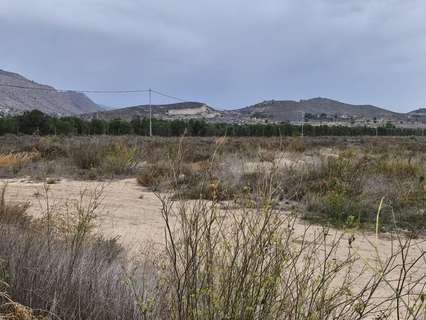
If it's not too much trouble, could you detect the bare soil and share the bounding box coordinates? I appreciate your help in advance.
[2,177,426,304]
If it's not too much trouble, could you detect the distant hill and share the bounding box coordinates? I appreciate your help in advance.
[0,69,101,116]
[2,68,421,125]
[82,102,222,121]
[237,98,401,122]
[409,108,426,115]
[83,97,407,124]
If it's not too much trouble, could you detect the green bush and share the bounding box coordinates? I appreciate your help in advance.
[103,143,138,175]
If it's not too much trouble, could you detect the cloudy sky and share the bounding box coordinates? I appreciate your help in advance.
[1,0,426,112]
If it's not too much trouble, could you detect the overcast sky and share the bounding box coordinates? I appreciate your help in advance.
[1,0,426,112]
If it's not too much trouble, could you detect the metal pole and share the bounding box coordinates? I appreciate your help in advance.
[149,88,152,137]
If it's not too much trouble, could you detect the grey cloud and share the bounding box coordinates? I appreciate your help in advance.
[1,0,426,111]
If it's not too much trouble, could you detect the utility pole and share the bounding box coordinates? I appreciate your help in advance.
[149,88,152,137]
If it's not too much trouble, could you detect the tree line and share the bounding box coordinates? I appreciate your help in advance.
[0,109,424,137]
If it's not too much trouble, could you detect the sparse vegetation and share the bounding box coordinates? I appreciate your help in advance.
[1,135,426,319]
[0,184,146,320]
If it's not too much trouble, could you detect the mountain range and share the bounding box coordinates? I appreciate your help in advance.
[83,98,418,124]
[1,69,425,124]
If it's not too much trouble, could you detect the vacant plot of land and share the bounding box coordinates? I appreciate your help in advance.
[3,177,426,278]
[1,136,426,319]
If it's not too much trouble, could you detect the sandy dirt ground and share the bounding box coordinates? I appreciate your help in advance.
[2,177,426,313]
[2,176,426,256]
[2,178,164,250]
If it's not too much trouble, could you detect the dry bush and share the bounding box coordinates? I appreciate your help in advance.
[271,148,426,230]
[0,298,41,320]
[0,227,145,320]
[137,162,172,188]
[2,138,426,319]
[257,148,276,162]
[375,156,422,178]
[33,136,68,160]
[150,156,426,320]
[2,135,426,182]
[102,143,138,175]
[0,185,150,320]
[0,185,31,228]
[66,139,140,178]
[68,138,107,170]
[287,138,306,152]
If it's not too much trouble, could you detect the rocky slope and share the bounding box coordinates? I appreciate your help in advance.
[81,102,222,121]
[0,69,101,116]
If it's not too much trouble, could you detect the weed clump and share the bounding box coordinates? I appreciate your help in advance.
[102,143,138,175]
[68,139,106,170]
[0,152,40,175]
[0,185,31,228]
[0,185,143,320]
[137,162,171,188]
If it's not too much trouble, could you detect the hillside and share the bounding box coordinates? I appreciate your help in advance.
[0,69,417,124]
[237,98,401,122]
[83,97,406,124]
[0,69,101,116]
[409,108,426,115]
[82,102,222,121]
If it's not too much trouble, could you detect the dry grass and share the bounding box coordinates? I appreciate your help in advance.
[0,184,147,320]
[0,301,40,320]
[148,145,426,320]
[0,152,39,169]
[1,164,426,319]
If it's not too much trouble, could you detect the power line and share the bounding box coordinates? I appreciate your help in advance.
[79,89,151,94]
[0,82,191,137]
[0,83,189,101]
[151,89,187,102]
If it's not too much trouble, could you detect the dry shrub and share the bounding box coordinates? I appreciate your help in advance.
[0,302,38,320]
[137,162,171,188]
[174,178,236,201]
[68,139,106,170]
[2,143,426,319]
[0,186,147,320]
[68,139,139,177]
[257,148,276,162]
[375,157,422,178]
[0,185,31,227]
[153,170,426,320]
[33,137,67,160]
[287,138,306,152]
[102,143,138,175]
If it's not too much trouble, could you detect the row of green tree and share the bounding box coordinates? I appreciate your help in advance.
[0,110,424,137]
